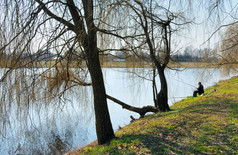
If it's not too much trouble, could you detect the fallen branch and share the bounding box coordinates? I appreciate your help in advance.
[106,94,159,118]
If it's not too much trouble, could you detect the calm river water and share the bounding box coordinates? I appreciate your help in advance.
[0,68,236,154]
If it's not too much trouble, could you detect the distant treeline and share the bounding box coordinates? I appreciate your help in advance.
[170,54,218,62]
[170,46,218,62]
[102,46,219,63]
[0,46,219,63]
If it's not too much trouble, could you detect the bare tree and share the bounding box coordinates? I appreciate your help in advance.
[1,2,168,150]
[0,0,115,145]
[113,0,190,112]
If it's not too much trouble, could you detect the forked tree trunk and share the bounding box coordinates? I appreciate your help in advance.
[156,69,170,112]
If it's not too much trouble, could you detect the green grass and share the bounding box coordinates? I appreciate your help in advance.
[68,76,238,155]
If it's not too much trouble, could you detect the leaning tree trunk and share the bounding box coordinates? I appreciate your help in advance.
[156,68,170,112]
[86,47,115,144]
[106,95,159,118]
[84,30,115,144]
[82,0,115,145]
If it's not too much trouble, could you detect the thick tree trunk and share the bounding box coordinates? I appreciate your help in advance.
[82,0,115,145]
[86,49,115,144]
[156,69,170,112]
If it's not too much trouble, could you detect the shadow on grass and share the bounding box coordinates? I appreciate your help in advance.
[119,133,201,154]
[119,122,237,154]
[118,97,238,154]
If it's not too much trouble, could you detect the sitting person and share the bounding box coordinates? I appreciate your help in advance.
[193,82,204,97]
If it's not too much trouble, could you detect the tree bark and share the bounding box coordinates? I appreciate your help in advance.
[82,0,115,145]
[86,51,115,144]
[156,69,170,112]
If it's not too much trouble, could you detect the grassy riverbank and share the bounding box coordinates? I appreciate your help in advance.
[67,76,238,155]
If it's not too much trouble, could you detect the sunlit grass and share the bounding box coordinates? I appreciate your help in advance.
[67,76,238,155]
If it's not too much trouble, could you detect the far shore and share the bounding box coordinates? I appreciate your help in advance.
[100,61,221,68]
[0,61,228,69]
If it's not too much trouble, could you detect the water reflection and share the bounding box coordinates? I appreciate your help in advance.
[0,68,236,154]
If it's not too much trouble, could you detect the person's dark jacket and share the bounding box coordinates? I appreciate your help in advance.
[197,84,204,95]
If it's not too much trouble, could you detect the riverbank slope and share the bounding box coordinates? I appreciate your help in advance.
[67,76,238,154]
